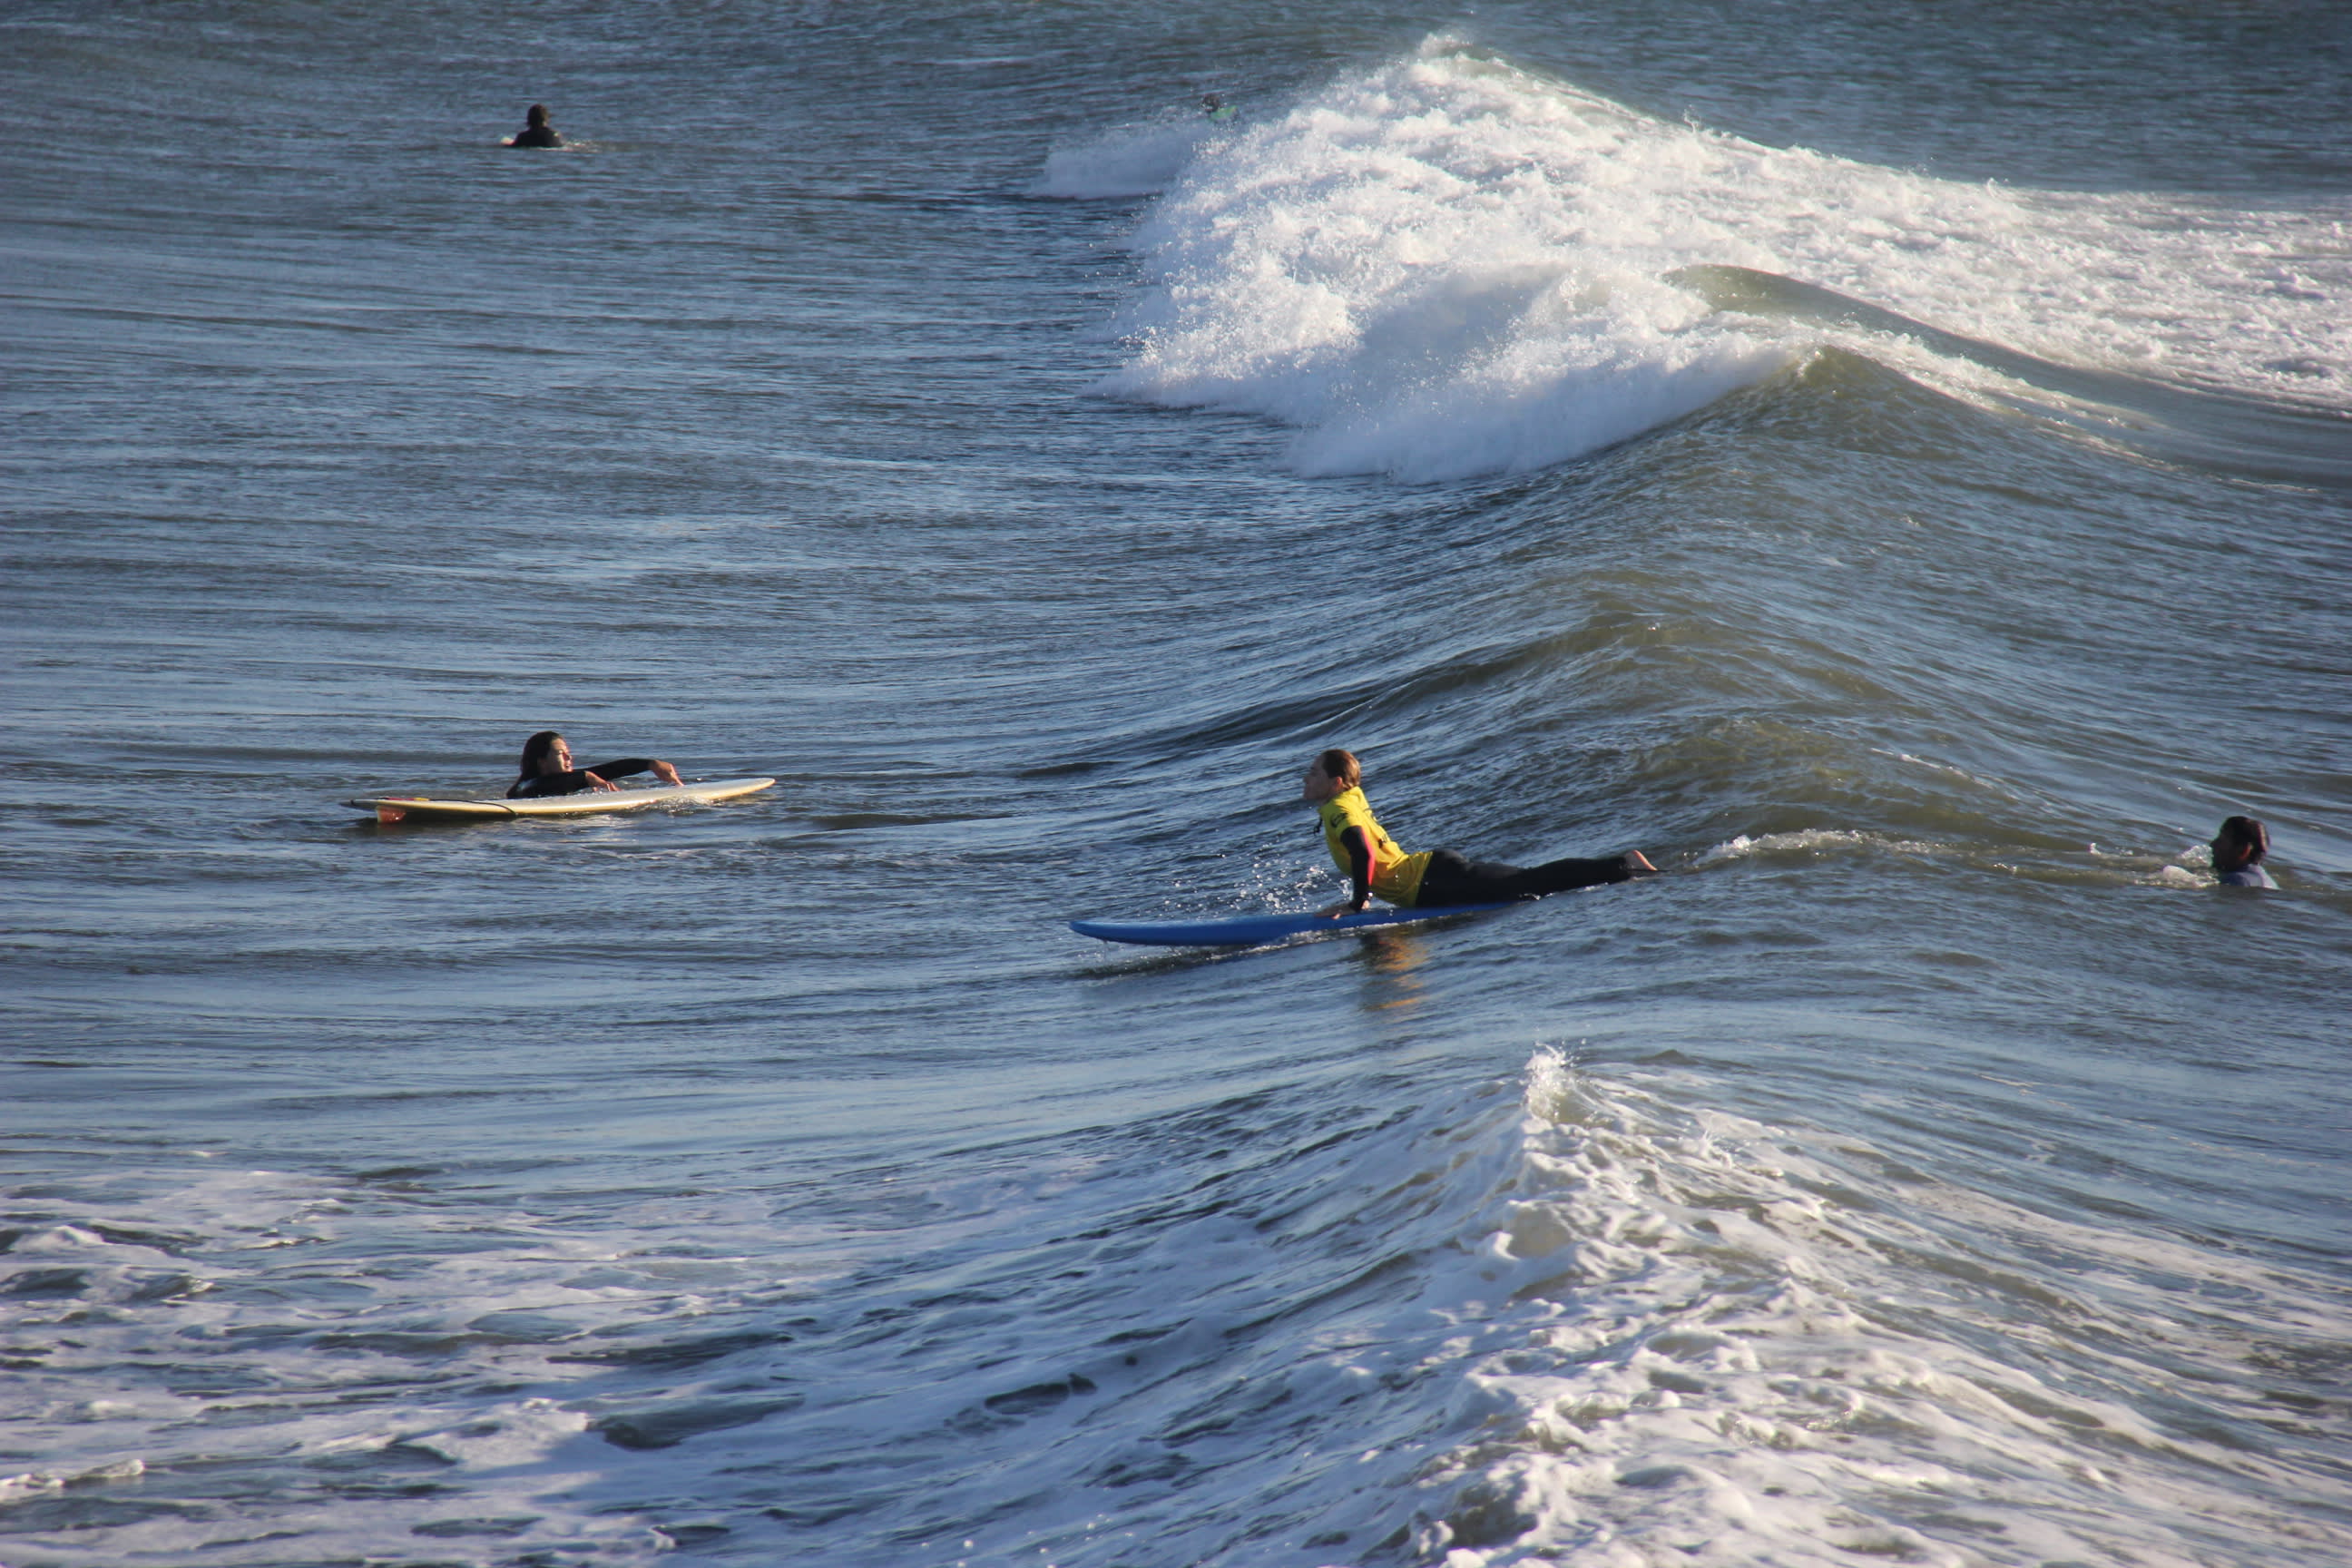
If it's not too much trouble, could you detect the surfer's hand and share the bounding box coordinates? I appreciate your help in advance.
[584,771,615,791]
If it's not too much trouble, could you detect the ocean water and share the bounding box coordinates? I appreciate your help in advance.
[4,4,2350,1565]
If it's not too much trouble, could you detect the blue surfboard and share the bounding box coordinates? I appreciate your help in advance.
[1069,902,1516,947]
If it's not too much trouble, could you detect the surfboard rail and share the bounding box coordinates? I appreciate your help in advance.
[348,777,776,824]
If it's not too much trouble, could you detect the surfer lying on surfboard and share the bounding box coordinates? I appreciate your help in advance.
[1303,748,1654,916]
[509,730,683,799]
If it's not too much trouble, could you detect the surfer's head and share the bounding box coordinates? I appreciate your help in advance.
[526,103,552,128]
[519,730,568,779]
[2211,815,2269,873]
[1302,748,1360,803]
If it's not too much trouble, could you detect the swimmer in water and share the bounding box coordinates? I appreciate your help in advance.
[1301,748,1655,916]
[508,103,564,149]
[1200,93,1237,122]
[2210,815,2277,888]
[509,731,681,799]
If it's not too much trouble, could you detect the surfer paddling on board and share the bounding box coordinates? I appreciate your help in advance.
[507,103,564,149]
[509,730,681,799]
[1302,749,1654,917]
[2210,815,2277,888]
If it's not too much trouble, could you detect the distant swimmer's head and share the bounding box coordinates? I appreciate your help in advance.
[508,103,564,148]
[519,730,569,779]
[2210,815,2269,873]
[1302,747,1361,803]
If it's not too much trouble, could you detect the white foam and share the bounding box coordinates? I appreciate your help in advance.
[1700,827,1948,863]
[1370,1048,2352,1565]
[1062,38,2350,480]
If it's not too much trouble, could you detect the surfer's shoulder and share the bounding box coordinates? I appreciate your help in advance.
[508,103,564,148]
[2209,815,2275,888]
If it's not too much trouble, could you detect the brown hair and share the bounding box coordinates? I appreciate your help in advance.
[1315,748,1361,789]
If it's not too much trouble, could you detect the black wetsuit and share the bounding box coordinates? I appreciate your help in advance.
[510,124,564,149]
[1413,848,1642,907]
[508,760,660,799]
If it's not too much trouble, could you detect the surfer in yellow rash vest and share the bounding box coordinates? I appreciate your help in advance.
[1301,748,1656,916]
[509,730,681,799]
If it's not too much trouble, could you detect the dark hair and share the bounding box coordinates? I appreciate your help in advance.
[1315,748,1361,789]
[526,103,551,126]
[2217,815,2269,862]
[518,730,564,779]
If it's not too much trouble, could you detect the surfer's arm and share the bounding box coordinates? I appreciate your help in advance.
[573,758,682,789]
[1319,826,1377,916]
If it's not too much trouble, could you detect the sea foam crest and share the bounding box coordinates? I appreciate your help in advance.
[1086,42,1788,481]
[1068,38,2349,481]
[1380,1048,2352,1566]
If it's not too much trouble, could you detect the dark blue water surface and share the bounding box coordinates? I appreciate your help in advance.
[4,4,2348,1564]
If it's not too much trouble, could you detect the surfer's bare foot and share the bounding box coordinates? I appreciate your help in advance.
[1628,851,1657,874]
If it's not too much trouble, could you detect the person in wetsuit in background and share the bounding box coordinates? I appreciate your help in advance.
[508,103,564,148]
[1301,748,1655,916]
[2210,815,2277,887]
[509,730,681,799]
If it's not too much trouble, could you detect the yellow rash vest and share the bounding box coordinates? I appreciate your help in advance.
[1317,786,1435,906]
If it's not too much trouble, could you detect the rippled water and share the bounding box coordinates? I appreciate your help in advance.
[5,4,2349,1564]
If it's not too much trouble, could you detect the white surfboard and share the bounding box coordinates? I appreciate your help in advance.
[348,777,776,825]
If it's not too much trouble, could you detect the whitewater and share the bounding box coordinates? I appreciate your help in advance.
[4,8,2348,1566]
[1052,42,2348,481]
